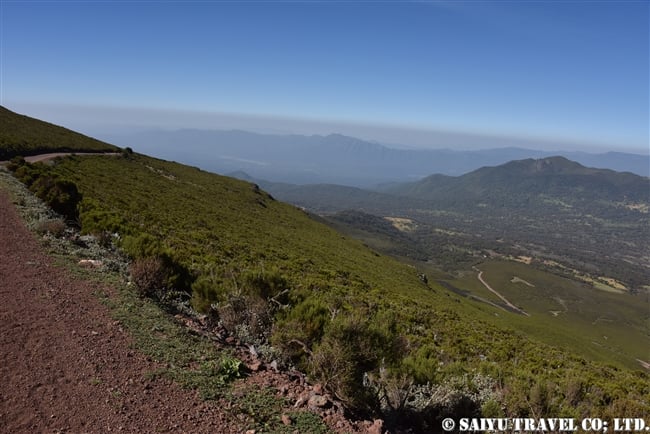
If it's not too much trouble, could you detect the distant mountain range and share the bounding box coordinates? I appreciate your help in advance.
[240,156,650,216]
[100,129,649,186]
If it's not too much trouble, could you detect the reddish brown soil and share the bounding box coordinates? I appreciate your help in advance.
[0,189,242,433]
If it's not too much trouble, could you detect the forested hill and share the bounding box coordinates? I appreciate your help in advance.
[0,106,119,159]
[381,156,650,206]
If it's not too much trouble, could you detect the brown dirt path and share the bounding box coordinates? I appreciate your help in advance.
[0,152,121,165]
[474,268,530,317]
[24,152,121,163]
[0,189,241,433]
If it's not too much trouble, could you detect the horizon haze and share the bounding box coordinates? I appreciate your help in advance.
[2,2,648,155]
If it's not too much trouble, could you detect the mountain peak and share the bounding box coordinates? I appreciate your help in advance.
[530,156,583,172]
[495,156,587,176]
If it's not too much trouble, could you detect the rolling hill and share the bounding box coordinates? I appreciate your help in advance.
[382,156,649,205]
[2,110,648,429]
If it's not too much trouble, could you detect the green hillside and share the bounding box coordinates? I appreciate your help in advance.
[0,105,119,159]
[6,152,648,428]
[1,110,647,428]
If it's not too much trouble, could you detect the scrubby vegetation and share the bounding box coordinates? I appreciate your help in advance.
[0,165,332,433]
[0,106,119,159]
[267,157,650,291]
[8,156,83,223]
[5,152,648,430]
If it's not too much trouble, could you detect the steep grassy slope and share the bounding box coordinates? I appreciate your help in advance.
[0,106,119,159]
[7,151,648,427]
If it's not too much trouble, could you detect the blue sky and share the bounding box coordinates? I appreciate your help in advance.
[1,1,648,152]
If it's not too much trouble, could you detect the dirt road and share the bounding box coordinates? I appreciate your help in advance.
[0,189,241,433]
[24,152,121,163]
[0,152,120,165]
[474,268,530,316]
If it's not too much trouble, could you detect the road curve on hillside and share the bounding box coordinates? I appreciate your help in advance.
[0,152,121,165]
[474,267,530,316]
[25,152,121,163]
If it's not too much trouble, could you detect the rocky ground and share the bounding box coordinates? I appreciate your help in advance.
[0,182,384,433]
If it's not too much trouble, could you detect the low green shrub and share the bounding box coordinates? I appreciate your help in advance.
[35,218,66,237]
[216,293,273,345]
[8,160,81,222]
[129,256,165,298]
[272,297,330,366]
[309,312,401,412]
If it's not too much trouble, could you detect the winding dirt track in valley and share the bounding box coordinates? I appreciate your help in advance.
[475,268,530,316]
[0,189,241,433]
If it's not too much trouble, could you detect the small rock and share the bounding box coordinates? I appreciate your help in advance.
[307,394,329,408]
[78,259,103,268]
[247,361,262,372]
[281,414,292,426]
[294,391,310,408]
[312,383,323,394]
[368,419,384,434]
[245,430,256,434]
[269,360,278,372]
